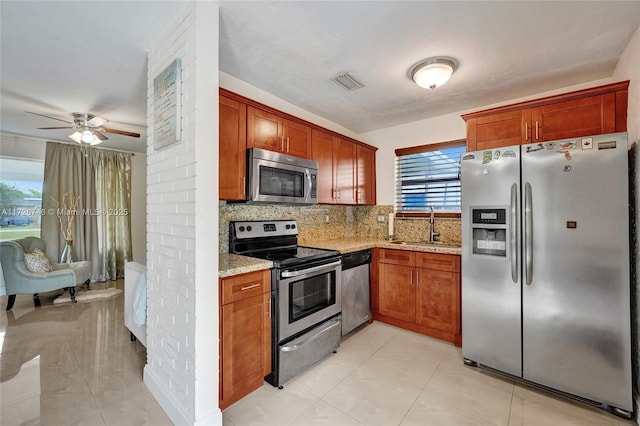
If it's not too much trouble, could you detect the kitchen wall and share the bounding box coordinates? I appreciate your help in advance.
[219,202,461,252]
[359,78,614,207]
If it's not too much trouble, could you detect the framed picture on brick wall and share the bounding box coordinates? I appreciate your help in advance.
[153,58,182,150]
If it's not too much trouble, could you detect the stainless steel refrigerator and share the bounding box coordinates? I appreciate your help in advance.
[461,132,632,417]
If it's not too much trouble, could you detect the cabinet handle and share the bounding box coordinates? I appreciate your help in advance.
[525,122,529,141]
[280,136,285,152]
[415,272,419,287]
[267,298,271,318]
[287,137,290,152]
[410,270,413,285]
[535,121,539,141]
[337,189,341,199]
[240,283,261,291]
[357,190,361,203]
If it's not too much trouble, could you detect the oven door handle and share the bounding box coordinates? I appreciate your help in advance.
[280,260,342,278]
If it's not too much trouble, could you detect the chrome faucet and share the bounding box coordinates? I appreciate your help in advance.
[429,207,440,242]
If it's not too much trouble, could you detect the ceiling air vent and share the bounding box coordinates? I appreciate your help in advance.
[331,72,365,91]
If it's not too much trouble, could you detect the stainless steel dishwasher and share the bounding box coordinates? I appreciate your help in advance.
[341,249,372,335]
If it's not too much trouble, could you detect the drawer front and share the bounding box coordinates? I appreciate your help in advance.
[416,252,459,272]
[379,249,415,266]
[221,269,271,305]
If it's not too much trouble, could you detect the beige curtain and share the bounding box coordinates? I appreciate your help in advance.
[42,142,132,281]
[42,142,99,273]
[94,150,132,280]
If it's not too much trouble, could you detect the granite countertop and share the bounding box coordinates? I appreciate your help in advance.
[220,238,461,277]
[219,253,273,278]
[305,238,462,255]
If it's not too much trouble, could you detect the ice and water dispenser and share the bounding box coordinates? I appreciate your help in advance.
[470,207,508,257]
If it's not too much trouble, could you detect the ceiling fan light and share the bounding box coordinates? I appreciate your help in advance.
[80,130,95,144]
[410,58,456,90]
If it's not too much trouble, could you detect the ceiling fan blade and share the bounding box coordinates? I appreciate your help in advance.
[93,130,108,141]
[102,127,141,138]
[37,126,74,129]
[88,115,108,127]
[26,111,73,125]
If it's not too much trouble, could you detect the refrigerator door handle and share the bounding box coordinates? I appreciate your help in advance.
[524,182,533,285]
[510,183,518,283]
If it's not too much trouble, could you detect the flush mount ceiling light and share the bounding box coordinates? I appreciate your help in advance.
[410,57,456,90]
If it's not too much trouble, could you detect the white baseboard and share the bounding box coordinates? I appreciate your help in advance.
[143,365,223,426]
[144,365,193,426]
[194,410,223,426]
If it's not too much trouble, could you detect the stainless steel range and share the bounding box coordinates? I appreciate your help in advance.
[229,220,342,388]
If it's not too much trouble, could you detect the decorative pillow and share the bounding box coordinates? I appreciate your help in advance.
[24,247,55,273]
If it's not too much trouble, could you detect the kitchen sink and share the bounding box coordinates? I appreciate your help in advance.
[389,241,461,249]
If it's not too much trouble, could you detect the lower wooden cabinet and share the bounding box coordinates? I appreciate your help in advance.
[374,248,461,346]
[219,269,271,409]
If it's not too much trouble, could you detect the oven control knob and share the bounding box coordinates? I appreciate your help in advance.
[247,226,252,232]
[285,224,291,229]
[291,224,296,229]
[239,226,245,232]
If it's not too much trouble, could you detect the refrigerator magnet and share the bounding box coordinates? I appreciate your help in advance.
[581,138,593,150]
[482,150,492,164]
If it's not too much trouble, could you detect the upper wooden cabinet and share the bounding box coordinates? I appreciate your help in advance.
[356,144,376,205]
[311,129,335,204]
[220,88,377,202]
[247,106,312,159]
[462,81,629,151]
[219,95,247,200]
[311,129,376,205]
[333,137,357,204]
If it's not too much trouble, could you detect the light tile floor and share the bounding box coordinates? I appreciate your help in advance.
[225,322,635,426]
[0,284,635,426]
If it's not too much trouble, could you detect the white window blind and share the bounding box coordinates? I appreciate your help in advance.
[395,144,465,212]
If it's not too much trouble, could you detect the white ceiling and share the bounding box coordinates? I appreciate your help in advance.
[1,1,639,153]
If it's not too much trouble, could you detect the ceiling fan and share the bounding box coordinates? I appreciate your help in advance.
[27,111,141,145]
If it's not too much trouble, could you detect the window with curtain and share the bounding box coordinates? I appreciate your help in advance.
[394,140,466,213]
[41,142,132,281]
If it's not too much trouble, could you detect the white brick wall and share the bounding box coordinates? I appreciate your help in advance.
[144,2,220,425]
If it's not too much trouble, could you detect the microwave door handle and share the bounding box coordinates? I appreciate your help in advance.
[280,260,342,278]
[306,169,312,203]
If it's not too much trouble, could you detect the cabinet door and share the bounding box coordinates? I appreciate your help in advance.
[466,109,530,151]
[220,294,266,409]
[333,137,357,204]
[378,263,415,322]
[356,144,376,205]
[311,129,335,204]
[415,268,457,333]
[283,119,312,159]
[247,106,282,152]
[532,94,616,142]
[219,96,246,200]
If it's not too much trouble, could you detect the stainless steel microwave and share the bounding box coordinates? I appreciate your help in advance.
[247,148,318,205]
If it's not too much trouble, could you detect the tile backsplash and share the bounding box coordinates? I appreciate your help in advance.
[219,202,461,253]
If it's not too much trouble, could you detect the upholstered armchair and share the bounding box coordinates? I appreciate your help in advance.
[0,237,91,310]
